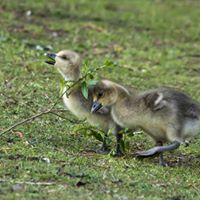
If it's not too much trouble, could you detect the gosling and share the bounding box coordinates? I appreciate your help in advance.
[45,50,124,155]
[91,80,200,165]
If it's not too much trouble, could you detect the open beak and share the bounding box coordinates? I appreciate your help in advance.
[91,101,102,113]
[45,53,56,65]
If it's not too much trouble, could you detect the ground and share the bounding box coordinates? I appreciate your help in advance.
[0,0,200,199]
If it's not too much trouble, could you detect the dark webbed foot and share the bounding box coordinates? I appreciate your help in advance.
[135,141,180,166]
[113,126,125,157]
[85,141,110,154]
[89,132,111,154]
[159,153,168,167]
[135,149,168,166]
[135,146,161,157]
[135,141,180,157]
[112,147,124,157]
[95,143,110,154]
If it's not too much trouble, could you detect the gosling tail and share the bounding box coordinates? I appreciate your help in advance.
[135,141,180,157]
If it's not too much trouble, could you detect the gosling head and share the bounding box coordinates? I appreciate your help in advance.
[45,50,81,80]
[91,80,118,113]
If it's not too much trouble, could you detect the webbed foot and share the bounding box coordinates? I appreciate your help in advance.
[112,148,124,157]
[135,146,160,157]
[95,144,110,154]
[159,153,168,167]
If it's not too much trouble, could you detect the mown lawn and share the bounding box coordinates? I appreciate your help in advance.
[0,0,200,199]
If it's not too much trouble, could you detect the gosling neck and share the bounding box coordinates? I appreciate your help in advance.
[59,67,81,82]
[109,85,130,112]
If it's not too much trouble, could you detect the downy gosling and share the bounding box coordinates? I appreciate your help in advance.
[45,50,123,155]
[91,80,200,165]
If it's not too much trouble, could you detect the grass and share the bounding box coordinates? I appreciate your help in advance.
[0,0,200,199]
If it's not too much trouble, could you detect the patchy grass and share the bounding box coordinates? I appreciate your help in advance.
[1,0,200,199]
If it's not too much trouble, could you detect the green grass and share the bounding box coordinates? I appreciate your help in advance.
[1,0,200,199]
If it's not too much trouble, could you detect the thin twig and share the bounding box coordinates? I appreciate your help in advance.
[0,66,101,137]
[48,111,77,123]
[50,108,69,113]
[0,76,86,137]
[0,109,51,136]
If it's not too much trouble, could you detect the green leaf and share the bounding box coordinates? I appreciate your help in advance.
[88,72,94,79]
[88,79,98,86]
[104,59,114,67]
[59,79,65,95]
[81,81,88,99]
[90,131,104,142]
[119,137,126,154]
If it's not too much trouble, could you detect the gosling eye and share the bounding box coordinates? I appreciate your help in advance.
[61,55,69,60]
[98,91,104,98]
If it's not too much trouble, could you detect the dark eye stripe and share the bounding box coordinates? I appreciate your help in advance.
[62,56,68,60]
[59,55,69,60]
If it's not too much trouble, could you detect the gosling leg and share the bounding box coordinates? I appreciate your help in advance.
[135,141,180,165]
[156,141,167,166]
[114,125,124,156]
[159,152,167,166]
[96,133,110,154]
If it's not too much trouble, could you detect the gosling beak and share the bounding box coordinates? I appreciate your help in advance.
[45,53,56,65]
[91,101,102,113]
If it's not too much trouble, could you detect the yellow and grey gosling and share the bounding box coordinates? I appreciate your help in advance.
[45,50,124,155]
[91,80,200,165]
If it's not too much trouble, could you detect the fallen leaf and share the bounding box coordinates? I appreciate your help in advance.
[15,131,24,139]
